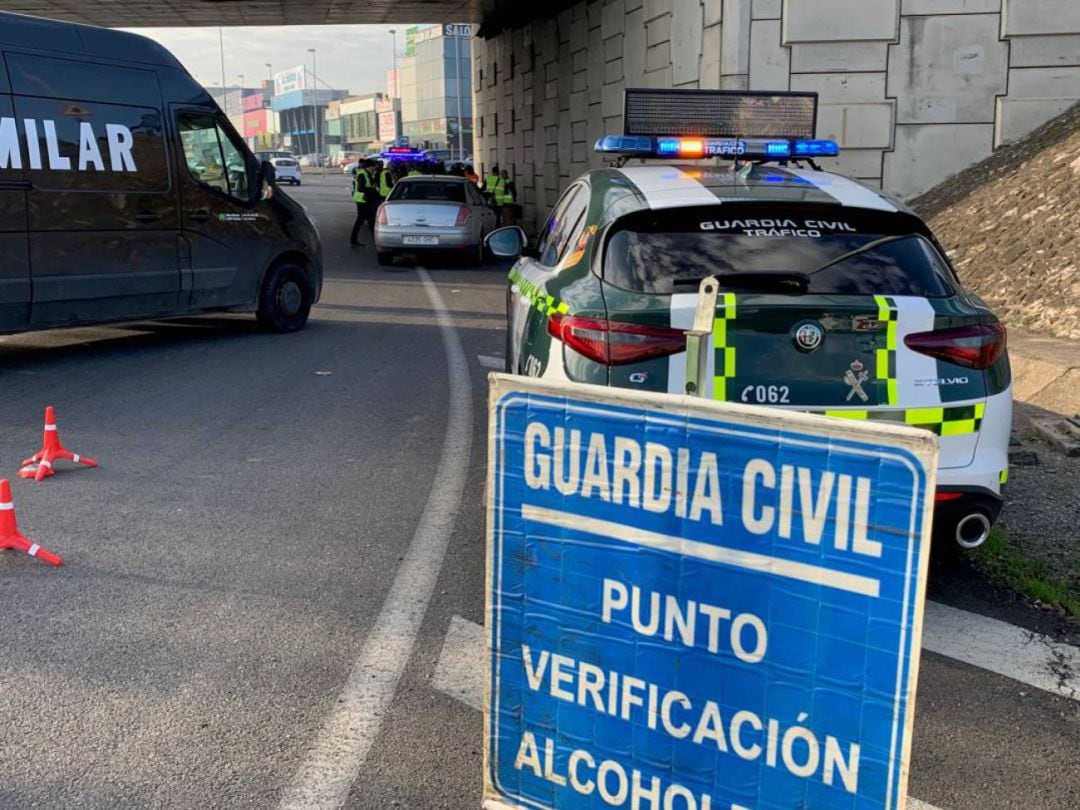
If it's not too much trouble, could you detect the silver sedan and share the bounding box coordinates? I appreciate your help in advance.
[374,176,497,266]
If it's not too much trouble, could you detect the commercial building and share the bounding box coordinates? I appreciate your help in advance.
[377,96,402,146]
[241,90,280,152]
[272,65,348,157]
[327,93,388,157]
[398,23,474,159]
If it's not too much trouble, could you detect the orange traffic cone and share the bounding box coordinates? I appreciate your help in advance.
[18,405,98,482]
[0,479,62,566]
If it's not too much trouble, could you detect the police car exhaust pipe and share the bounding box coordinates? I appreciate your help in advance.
[955,512,992,550]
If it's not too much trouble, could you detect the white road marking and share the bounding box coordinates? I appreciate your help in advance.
[279,269,473,809]
[922,600,1080,701]
[477,354,504,370]
[432,615,486,711]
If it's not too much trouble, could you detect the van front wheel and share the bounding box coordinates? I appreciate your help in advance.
[256,263,313,332]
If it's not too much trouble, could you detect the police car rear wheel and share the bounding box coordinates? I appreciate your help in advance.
[257,263,313,332]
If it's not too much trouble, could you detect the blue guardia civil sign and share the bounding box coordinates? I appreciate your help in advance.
[484,376,937,810]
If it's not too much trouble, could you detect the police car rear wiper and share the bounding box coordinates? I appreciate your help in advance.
[805,234,914,276]
[673,272,810,293]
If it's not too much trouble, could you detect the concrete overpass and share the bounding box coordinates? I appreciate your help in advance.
[4,0,1079,232]
[0,0,566,28]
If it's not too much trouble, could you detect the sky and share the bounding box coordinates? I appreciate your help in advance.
[124,25,416,94]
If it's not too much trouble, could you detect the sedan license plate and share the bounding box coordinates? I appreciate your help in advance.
[403,235,439,246]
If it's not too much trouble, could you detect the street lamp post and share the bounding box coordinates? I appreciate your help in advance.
[308,48,320,163]
[388,29,398,100]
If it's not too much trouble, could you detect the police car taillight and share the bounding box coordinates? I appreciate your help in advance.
[455,205,472,227]
[904,323,1007,370]
[548,314,687,365]
[377,204,388,226]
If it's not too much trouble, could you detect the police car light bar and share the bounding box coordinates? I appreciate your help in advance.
[593,135,839,160]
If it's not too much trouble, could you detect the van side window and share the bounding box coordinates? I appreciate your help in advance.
[7,53,160,108]
[178,113,251,203]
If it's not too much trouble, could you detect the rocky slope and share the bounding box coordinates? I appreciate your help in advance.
[913,103,1080,340]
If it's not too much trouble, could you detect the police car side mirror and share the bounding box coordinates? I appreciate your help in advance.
[486,226,528,258]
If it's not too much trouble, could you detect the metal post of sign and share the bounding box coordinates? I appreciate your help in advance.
[683,276,718,397]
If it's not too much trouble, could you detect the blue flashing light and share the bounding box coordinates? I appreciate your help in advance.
[656,138,680,155]
[595,135,654,154]
[792,139,839,157]
[764,140,792,158]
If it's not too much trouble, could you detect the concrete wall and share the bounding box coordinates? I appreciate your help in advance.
[473,0,1080,232]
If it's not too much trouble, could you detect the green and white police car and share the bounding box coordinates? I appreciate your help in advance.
[488,90,1011,549]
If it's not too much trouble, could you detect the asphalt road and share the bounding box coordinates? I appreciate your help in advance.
[0,173,1076,809]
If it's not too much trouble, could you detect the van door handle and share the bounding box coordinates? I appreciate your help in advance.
[134,211,161,224]
[189,211,212,223]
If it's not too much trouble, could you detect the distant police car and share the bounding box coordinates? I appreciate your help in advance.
[490,89,1011,549]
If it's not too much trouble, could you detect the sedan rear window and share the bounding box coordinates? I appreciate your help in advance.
[274,159,297,167]
[602,207,956,297]
[389,182,466,203]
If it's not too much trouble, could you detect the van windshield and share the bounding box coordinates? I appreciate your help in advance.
[602,207,956,297]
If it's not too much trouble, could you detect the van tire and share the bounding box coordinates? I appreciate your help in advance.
[256,262,313,332]
[377,251,394,266]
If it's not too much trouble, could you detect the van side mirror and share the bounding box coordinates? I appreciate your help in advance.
[259,160,276,200]
[261,160,276,186]
[485,226,528,258]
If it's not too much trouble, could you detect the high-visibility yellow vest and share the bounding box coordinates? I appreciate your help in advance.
[487,174,512,205]
[352,170,370,203]
[378,169,394,197]
[408,169,422,176]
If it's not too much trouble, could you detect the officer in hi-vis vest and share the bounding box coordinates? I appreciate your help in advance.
[483,164,506,218]
[375,161,395,204]
[497,168,517,225]
[350,160,375,246]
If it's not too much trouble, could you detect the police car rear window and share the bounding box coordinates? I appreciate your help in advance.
[388,182,466,203]
[274,159,297,167]
[602,207,956,297]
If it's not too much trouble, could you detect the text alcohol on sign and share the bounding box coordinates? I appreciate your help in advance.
[484,376,936,810]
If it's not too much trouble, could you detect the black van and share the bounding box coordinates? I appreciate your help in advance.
[0,12,322,334]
